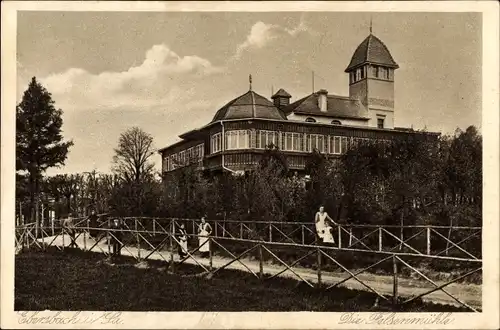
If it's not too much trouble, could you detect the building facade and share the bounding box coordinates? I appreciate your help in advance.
[159,32,439,177]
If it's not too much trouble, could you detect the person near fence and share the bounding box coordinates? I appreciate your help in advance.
[110,218,123,259]
[62,213,77,248]
[315,206,336,245]
[87,210,100,241]
[178,224,188,258]
[198,216,212,258]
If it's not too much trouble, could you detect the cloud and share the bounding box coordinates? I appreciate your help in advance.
[233,17,312,60]
[41,44,223,111]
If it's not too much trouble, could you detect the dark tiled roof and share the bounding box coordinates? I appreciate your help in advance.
[345,34,399,72]
[283,92,370,120]
[211,90,287,122]
[271,88,291,98]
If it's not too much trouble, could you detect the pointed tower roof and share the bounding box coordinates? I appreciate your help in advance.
[345,33,399,72]
[271,88,291,99]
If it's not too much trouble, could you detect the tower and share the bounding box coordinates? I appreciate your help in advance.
[345,32,399,129]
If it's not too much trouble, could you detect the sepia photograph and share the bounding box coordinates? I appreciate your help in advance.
[2,1,499,329]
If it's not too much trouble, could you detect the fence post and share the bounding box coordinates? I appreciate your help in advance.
[338,226,341,249]
[392,255,399,305]
[268,223,272,242]
[107,219,111,256]
[83,218,87,251]
[378,227,382,251]
[169,220,175,273]
[41,221,45,249]
[301,225,305,245]
[259,244,264,279]
[135,219,141,260]
[153,219,156,236]
[317,247,322,288]
[209,237,213,271]
[215,220,218,237]
[426,227,431,255]
[26,227,31,250]
[61,225,65,250]
[240,222,243,239]
[35,217,39,240]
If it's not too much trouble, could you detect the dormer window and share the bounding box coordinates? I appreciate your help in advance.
[331,120,342,125]
[305,117,316,123]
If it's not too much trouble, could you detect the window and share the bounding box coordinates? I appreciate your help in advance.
[170,154,177,170]
[372,65,379,77]
[225,130,250,150]
[378,67,389,80]
[195,144,204,161]
[331,120,342,125]
[356,68,362,81]
[179,151,186,166]
[256,130,279,149]
[211,133,222,153]
[284,132,303,152]
[341,137,348,153]
[164,155,170,172]
[360,67,365,79]
[305,117,316,123]
[377,118,385,129]
[334,136,341,154]
[308,134,325,153]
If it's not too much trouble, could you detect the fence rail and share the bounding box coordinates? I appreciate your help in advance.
[112,217,481,260]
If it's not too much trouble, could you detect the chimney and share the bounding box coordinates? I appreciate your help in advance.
[318,89,328,112]
[271,88,292,109]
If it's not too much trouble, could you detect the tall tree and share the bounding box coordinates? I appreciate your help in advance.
[112,127,156,182]
[16,77,73,222]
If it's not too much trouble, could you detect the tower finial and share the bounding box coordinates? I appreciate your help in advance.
[369,16,373,34]
[249,74,253,91]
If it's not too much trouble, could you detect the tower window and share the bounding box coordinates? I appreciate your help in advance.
[377,118,385,129]
[305,117,316,123]
[378,67,388,80]
[331,120,341,125]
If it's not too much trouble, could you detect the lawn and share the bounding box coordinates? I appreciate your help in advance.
[15,248,469,312]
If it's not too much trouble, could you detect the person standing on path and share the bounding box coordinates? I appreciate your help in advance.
[198,216,212,258]
[178,224,188,258]
[315,206,337,245]
[62,213,77,248]
[87,210,99,241]
[110,218,123,259]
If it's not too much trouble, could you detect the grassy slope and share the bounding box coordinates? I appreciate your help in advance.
[15,248,469,312]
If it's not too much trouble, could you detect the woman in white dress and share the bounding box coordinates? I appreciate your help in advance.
[198,216,212,258]
[315,206,337,244]
[178,224,188,258]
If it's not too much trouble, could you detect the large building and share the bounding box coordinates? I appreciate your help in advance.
[159,32,438,177]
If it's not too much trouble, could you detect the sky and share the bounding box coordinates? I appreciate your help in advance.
[16,11,482,175]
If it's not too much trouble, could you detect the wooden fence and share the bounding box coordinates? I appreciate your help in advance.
[15,217,482,312]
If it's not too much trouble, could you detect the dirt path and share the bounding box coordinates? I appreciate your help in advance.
[35,234,481,310]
